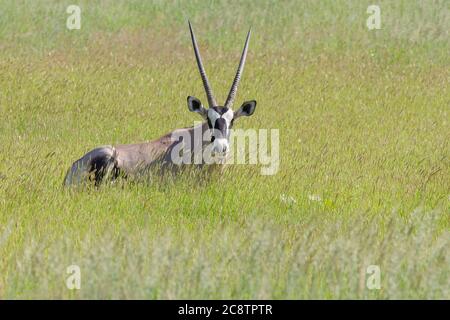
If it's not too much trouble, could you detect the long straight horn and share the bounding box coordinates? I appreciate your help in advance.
[188,20,217,107]
[224,28,251,109]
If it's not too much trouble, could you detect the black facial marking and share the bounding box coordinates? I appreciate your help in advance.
[211,106,229,115]
[192,100,200,110]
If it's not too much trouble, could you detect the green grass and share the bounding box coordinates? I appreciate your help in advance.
[0,0,449,299]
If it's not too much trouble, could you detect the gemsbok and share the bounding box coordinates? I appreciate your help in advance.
[64,21,257,186]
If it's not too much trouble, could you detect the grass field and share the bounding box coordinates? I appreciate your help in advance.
[0,0,449,299]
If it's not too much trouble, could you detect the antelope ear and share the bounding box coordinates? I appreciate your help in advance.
[234,100,257,118]
[187,96,207,118]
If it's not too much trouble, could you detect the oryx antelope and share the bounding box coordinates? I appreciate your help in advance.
[64,21,257,186]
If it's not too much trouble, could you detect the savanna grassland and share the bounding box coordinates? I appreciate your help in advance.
[0,0,449,299]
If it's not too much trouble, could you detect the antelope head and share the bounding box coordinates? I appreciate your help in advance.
[186,21,257,157]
